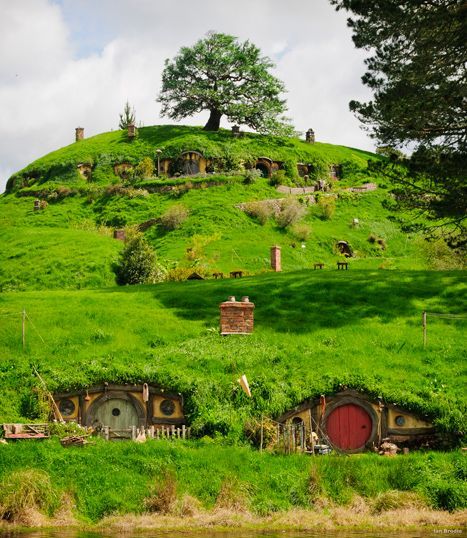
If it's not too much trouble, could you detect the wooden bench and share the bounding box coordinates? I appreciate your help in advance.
[337,262,349,270]
[314,263,324,270]
[212,272,224,279]
[230,271,243,278]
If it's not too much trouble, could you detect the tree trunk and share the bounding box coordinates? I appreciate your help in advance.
[204,109,222,131]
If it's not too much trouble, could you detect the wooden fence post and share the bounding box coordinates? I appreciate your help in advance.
[422,311,427,348]
[260,415,264,453]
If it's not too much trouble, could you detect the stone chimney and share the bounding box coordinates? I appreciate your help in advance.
[113,229,126,241]
[75,127,84,142]
[127,123,136,139]
[305,128,315,144]
[220,296,255,335]
[231,125,241,138]
[270,245,281,272]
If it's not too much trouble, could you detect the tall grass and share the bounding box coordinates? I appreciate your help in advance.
[0,440,465,522]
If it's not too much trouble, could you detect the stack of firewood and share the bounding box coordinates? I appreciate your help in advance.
[60,435,88,447]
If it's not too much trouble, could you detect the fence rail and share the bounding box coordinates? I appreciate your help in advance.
[101,424,191,441]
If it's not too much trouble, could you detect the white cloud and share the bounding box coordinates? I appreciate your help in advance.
[0,0,374,192]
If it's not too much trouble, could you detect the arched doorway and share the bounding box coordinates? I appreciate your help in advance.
[85,391,145,435]
[326,403,372,450]
[255,163,270,178]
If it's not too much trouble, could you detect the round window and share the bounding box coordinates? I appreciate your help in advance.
[395,415,406,427]
[160,399,176,416]
[58,399,75,417]
[112,408,121,417]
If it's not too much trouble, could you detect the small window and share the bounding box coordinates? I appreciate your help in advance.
[160,399,176,416]
[59,399,75,417]
[395,415,406,427]
[112,408,121,417]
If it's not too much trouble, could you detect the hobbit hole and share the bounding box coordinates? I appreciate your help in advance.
[278,391,436,453]
[54,384,185,440]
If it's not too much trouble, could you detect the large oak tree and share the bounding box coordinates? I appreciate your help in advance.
[331,0,466,248]
[158,32,293,135]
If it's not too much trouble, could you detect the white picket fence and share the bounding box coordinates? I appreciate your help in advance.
[102,424,191,441]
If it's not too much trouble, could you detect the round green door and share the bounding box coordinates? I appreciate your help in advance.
[94,398,139,430]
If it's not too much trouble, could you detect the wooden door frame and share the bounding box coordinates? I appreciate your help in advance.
[84,390,146,428]
[322,396,378,453]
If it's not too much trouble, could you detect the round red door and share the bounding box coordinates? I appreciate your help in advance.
[326,403,372,450]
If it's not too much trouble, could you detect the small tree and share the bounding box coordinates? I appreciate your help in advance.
[115,232,156,285]
[119,100,136,130]
[158,32,293,135]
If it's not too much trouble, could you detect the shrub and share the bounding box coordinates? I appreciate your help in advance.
[160,204,189,230]
[165,267,198,281]
[114,232,157,285]
[243,201,273,225]
[316,196,336,220]
[243,168,262,184]
[270,169,287,186]
[276,198,306,228]
[135,157,155,179]
[289,222,312,241]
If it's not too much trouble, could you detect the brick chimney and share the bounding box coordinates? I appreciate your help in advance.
[270,245,281,272]
[220,296,255,335]
[128,123,136,139]
[113,229,126,241]
[75,127,84,142]
[305,128,315,144]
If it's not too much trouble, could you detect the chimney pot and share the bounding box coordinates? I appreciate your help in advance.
[75,127,84,142]
[270,245,282,272]
[228,296,236,302]
[241,296,249,303]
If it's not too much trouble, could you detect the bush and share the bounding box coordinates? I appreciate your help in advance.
[243,201,273,225]
[276,198,306,228]
[160,204,189,230]
[115,232,157,285]
[316,196,336,220]
[270,169,287,186]
[289,222,312,241]
[135,157,155,179]
[243,168,262,184]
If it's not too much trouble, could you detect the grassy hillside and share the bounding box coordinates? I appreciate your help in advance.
[0,270,465,435]
[6,125,376,193]
[0,440,465,523]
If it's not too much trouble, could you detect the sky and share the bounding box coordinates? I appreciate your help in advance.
[0,0,373,192]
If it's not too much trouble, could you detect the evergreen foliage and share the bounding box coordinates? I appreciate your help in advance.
[331,0,467,248]
[158,33,293,135]
[115,232,157,285]
[118,100,136,130]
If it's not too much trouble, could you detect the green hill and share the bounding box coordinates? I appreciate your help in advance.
[0,126,466,525]
[1,125,455,292]
[0,270,465,434]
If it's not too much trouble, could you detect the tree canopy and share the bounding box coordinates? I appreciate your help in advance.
[331,0,466,248]
[158,32,293,135]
